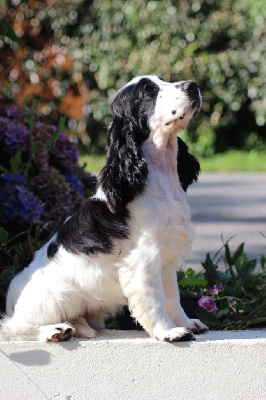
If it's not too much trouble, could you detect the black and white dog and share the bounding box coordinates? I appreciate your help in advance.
[0,76,208,342]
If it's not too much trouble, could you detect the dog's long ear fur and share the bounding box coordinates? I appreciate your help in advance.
[177,136,200,191]
[98,87,148,213]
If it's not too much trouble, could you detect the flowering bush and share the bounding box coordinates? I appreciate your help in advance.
[195,238,266,330]
[0,173,43,221]
[175,237,266,330]
[0,91,96,312]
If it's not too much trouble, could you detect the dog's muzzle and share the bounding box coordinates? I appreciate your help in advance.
[181,80,201,115]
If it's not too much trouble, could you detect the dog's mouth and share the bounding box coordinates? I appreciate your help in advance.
[165,99,201,126]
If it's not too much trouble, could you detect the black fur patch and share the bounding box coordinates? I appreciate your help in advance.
[47,241,59,259]
[177,137,200,191]
[98,78,159,213]
[56,198,130,256]
[54,78,161,257]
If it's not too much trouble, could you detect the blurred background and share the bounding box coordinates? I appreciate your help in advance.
[0,0,265,172]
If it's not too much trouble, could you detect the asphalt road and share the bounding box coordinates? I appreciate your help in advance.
[184,173,266,271]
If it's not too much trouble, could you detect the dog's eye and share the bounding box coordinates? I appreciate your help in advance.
[144,84,154,93]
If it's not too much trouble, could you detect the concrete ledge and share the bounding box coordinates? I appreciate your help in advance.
[1,329,265,400]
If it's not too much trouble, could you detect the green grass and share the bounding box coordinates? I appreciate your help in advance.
[81,150,266,175]
[80,154,106,174]
[201,150,266,172]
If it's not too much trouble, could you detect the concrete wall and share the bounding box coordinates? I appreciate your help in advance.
[1,329,265,400]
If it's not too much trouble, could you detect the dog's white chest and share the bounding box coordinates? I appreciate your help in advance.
[159,196,193,265]
[129,172,194,268]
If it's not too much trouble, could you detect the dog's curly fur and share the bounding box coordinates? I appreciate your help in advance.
[0,76,208,342]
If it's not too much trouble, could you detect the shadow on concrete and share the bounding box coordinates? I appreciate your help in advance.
[8,349,51,366]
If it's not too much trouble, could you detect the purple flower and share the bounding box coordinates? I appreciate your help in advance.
[0,103,25,122]
[46,125,57,135]
[2,172,27,186]
[198,296,218,313]
[0,90,96,233]
[5,105,22,120]
[0,117,8,143]
[2,119,30,154]
[0,173,43,222]
[0,116,30,154]
[229,298,237,307]
[50,132,79,165]
[33,147,50,168]
[208,284,225,296]
[63,173,85,196]
[31,168,83,226]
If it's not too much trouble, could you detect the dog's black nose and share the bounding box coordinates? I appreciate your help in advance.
[181,80,198,93]
[181,80,199,101]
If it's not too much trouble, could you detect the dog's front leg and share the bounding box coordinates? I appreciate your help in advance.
[163,267,208,333]
[118,251,195,342]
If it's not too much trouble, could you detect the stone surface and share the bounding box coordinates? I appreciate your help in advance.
[1,329,265,400]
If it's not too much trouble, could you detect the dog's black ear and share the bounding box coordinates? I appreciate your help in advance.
[177,136,200,191]
[98,100,148,213]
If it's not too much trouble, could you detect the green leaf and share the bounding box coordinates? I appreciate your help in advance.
[232,243,245,270]
[202,253,219,286]
[10,150,22,173]
[178,277,207,287]
[195,308,220,326]
[216,308,229,318]
[236,259,256,283]
[260,255,266,270]
[246,317,266,326]
[0,164,9,173]
[48,115,66,145]
[0,227,9,245]
[241,302,266,322]
[6,230,28,245]
[185,268,196,278]
[0,14,20,44]
[104,314,121,330]
[225,243,232,266]
[235,253,249,271]
[216,270,231,285]
[0,269,14,285]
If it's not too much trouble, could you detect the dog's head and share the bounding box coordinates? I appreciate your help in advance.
[112,76,201,138]
[98,76,201,213]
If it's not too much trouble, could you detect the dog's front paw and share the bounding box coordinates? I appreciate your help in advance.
[155,327,195,342]
[175,318,208,334]
[189,319,208,334]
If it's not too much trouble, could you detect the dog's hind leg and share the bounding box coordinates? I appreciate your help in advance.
[39,322,75,342]
[0,316,76,342]
[70,317,96,338]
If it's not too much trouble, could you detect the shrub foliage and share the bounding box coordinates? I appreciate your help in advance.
[178,237,266,330]
[1,0,265,155]
[0,92,96,312]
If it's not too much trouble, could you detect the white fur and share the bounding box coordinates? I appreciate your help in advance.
[0,77,207,342]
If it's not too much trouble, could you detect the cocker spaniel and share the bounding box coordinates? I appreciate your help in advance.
[0,76,208,342]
